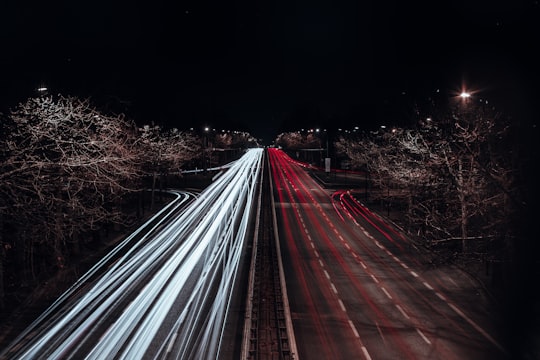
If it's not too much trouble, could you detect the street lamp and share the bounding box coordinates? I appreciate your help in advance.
[203,126,210,174]
[36,85,48,96]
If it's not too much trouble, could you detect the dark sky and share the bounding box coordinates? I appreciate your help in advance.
[1,0,539,144]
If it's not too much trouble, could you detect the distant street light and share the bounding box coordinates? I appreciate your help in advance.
[37,87,48,92]
[460,92,471,99]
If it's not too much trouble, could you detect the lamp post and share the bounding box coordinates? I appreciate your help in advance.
[203,126,209,174]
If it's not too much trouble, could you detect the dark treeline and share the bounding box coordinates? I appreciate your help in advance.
[0,94,258,313]
[277,96,538,356]
[277,97,533,287]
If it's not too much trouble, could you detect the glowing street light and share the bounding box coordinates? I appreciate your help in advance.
[460,91,471,99]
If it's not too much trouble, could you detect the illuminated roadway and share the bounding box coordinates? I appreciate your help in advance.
[0,148,263,360]
[268,147,506,360]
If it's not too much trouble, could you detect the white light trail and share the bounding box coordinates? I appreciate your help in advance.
[2,148,263,360]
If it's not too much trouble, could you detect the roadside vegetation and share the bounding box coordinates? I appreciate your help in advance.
[0,94,258,319]
[276,96,534,302]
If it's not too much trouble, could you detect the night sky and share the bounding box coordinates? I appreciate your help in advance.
[1,0,539,144]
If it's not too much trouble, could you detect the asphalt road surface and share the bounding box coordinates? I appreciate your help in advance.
[268,147,505,360]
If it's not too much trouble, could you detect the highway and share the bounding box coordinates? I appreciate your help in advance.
[268,147,506,360]
[0,148,263,360]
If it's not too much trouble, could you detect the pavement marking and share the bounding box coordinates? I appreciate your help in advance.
[324,269,331,279]
[370,274,379,283]
[361,346,373,360]
[395,304,410,319]
[416,328,431,345]
[349,320,360,338]
[435,292,446,301]
[381,287,392,299]
[331,283,338,294]
[423,281,434,290]
[448,303,505,352]
[339,298,346,312]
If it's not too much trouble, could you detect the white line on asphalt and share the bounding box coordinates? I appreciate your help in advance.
[324,270,330,279]
[349,320,360,338]
[381,287,392,299]
[423,281,434,290]
[416,328,431,345]
[396,304,410,319]
[361,346,373,360]
[339,299,346,312]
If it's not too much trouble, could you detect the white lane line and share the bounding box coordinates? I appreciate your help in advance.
[324,270,331,279]
[381,287,392,299]
[448,303,505,352]
[410,270,419,278]
[423,281,434,290]
[319,259,325,267]
[416,328,431,345]
[370,274,379,283]
[395,304,410,319]
[435,292,446,301]
[349,320,360,338]
[338,299,346,312]
[359,261,367,269]
[361,346,373,360]
[314,250,320,258]
[331,283,338,294]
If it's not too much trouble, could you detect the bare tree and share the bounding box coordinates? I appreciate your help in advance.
[335,102,518,257]
[402,103,517,254]
[275,131,321,150]
[137,125,201,209]
[275,131,323,164]
[0,95,141,291]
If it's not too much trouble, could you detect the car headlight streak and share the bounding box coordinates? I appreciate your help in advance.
[7,148,263,360]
